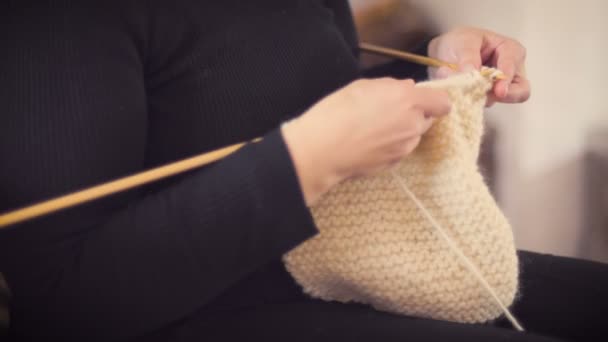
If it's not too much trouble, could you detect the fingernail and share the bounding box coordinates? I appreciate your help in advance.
[504,84,510,97]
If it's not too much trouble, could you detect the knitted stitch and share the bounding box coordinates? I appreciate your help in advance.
[283,68,519,324]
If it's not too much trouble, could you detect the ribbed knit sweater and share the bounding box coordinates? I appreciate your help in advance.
[0,1,427,340]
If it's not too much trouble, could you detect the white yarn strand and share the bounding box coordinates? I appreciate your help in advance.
[390,170,525,332]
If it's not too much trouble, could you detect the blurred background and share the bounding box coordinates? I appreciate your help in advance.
[351,0,608,262]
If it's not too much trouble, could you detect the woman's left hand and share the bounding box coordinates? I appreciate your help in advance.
[428,27,531,106]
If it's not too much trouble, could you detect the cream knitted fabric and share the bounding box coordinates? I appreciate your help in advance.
[283,68,519,324]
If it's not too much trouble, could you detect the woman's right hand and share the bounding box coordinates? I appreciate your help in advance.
[281,77,451,206]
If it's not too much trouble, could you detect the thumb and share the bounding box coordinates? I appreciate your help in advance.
[434,46,481,78]
[433,60,477,79]
[433,66,453,79]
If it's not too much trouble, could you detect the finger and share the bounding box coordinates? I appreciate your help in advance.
[410,88,452,118]
[492,67,515,100]
[493,41,525,98]
[493,79,511,99]
[402,78,416,87]
[496,78,531,103]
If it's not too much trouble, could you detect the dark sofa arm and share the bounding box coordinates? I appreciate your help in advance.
[0,273,9,335]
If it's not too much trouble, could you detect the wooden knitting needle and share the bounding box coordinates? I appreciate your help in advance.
[0,44,502,229]
[0,139,260,228]
[359,42,459,71]
[360,42,507,80]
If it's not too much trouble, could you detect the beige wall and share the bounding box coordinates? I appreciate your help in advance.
[407,0,608,260]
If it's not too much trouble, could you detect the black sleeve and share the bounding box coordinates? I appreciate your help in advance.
[0,3,316,340]
[6,135,316,341]
[324,0,433,81]
[67,131,316,339]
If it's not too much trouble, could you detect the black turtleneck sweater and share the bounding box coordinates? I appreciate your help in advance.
[0,1,426,340]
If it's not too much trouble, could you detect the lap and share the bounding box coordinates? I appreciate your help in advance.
[145,251,608,341]
[497,251,608,341]
[184,300,561,342]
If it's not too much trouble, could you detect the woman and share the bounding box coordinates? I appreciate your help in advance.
[0,1,606,341]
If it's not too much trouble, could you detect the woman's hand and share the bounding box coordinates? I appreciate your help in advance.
[282,78,451,206]
[428,27,531,106]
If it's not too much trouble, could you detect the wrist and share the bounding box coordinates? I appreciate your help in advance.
[280,119,344,206]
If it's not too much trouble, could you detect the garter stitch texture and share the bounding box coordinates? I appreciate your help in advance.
[283,68,519,324]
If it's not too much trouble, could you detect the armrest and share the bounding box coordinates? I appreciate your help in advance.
[0,273,9,333]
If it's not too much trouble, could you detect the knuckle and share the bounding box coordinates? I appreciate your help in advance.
[507,39,527,60]
[512,39,524,50]
[352,77,401,98]
[376,77,399,89]
[379,76,397,83]
[403,78,416,87]
[519,43,527,60]
[351,79,368,89]
[348,79,370,97]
